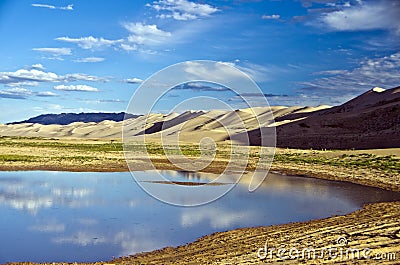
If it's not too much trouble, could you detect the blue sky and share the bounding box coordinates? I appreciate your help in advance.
[0,0,399,123]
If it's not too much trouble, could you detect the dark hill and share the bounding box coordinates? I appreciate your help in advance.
[275,86,400,149]
[240,86,400,149]
[9,112,139,125]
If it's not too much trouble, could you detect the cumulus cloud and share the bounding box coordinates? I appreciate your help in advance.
[56,36,122,50]
[32,3,73,11]
[298,52,400,98]
[0,69,59,84]
[125,77,143,84]
[122,22,172,46]
[316,1,400,33]
[0,88,58,99]
[0,68,108,86]
[32,47,72,56]
[261,14,280,20]
[74,57,105,63]
[147,0,219,20]
[54,84,99,92]
[31,63,45,70]
[0,88,33,99]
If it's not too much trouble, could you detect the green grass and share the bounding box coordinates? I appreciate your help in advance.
[0,139,123,152]
[274,153,400,173]
[0,154,39,162]
[1,136,398,173]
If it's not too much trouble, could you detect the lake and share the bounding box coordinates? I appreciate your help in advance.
[0,170,399,263]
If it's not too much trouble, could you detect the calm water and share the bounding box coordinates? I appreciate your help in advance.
[0,170,399,263]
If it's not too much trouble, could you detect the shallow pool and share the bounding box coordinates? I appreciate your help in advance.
[0,170,399,262]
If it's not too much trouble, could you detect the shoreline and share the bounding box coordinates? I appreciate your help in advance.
[0,160,399,192]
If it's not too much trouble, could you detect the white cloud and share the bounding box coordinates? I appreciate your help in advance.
[32,47,72,56]
[55,36,122,50]
[0,69,108,86]
[298,52,400,100]
[147,0,219,20]
[0,88,33,99]
[183,61,243,82]
[123,22,172,46]
[220,61,276,82]
[32,3,73,11]
[37,91,59,97]
[54,84,99,92]
[125,77,143,84]
[74,57,105,63]
[60,4,73,11]
[317,1,400,33]
[31,63,45,70]
[313,69,349,76]
[120,43,137,51]
[32,3,56,9]
[235,62,273,82]
[0,69,59,84]
[5,81,39,87]
[63,73,108,82]
[0,88,58,99]
[262,14,280,20]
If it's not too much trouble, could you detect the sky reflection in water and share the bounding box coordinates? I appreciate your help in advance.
[0,170,399,263]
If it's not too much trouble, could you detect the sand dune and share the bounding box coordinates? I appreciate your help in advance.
[1,86,398,149]
[0,106,294,141]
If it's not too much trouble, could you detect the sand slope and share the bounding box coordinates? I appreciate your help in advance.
[273,86,400,149]
[0,106,322,142]
[1,86,399,149]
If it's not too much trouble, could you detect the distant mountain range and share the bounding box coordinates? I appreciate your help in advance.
[9,112,139,125]
[1,86,399,149]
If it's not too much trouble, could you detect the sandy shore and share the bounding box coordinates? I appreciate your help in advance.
[1,138,399,264]
[113,202,400,265]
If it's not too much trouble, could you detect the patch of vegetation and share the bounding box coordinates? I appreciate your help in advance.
[274,153,400,173]
[0,137,398,173]
[0,154,39,162]
[0,139,124,152]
